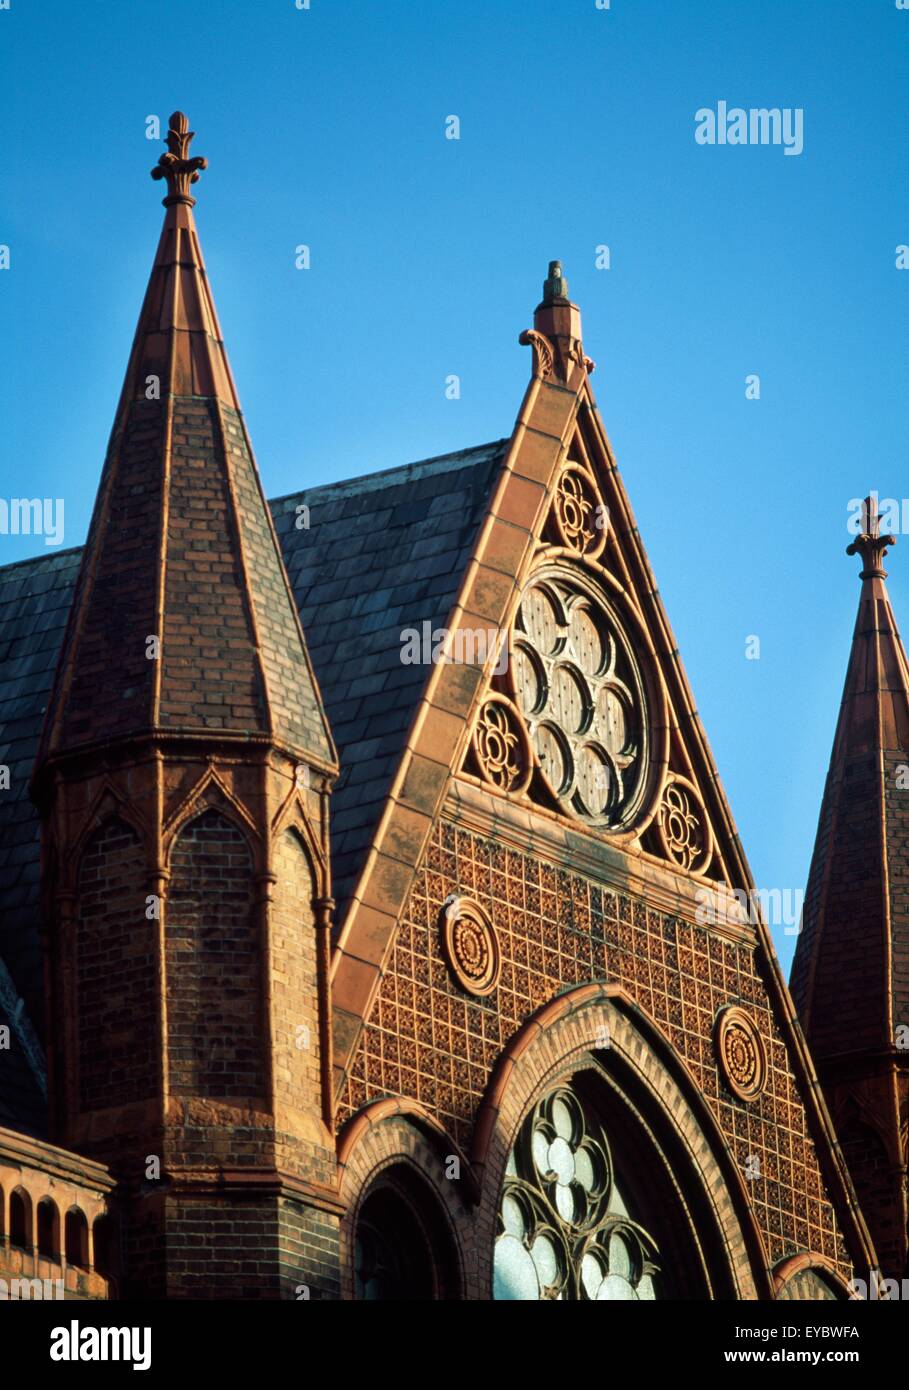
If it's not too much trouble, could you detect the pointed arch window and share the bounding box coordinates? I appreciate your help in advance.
[494,1085,661,1301]
[352,1167,459,1300]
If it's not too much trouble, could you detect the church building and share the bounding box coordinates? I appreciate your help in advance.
[0,113,905,1301]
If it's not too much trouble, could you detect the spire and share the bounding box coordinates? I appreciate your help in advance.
[35,112,335,775]
[791,493,909,1278]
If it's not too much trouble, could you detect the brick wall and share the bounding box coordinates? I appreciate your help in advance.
[277,1196,340,1300]
[166,808,264,1102]
[77,817,156,1113]
[271,830,319,1117]
[840,1119,900,1278]
[884,749,909,1035]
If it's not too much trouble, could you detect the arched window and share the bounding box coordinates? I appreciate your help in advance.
[494,1083,662,1301]
[65,1207,89,1267]
[37,1198,60,1260]
[9,1188,32,1250]
[353,1168,459,1300]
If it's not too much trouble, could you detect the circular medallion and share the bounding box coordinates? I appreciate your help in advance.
[552,465,607,562]
[715,1006,767,1102]
[655,775,712,875]
[440,896,501,996]
[472,695,532,794]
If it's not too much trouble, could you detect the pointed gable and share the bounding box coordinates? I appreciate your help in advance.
[328,260,798,1083]
[35,113,334,776]
[328,264,877,1280]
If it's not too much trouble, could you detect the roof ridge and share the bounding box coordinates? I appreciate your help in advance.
[270,439,508,509]
[0,545,84,577]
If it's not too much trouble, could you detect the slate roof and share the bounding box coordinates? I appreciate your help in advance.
[273,439,507,917]
[0,440,506,1105]
[0,547,84,1037]
[0,957,46,1138]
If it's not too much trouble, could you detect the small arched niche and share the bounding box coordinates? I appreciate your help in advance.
[9,1187,32,1250]
[37,1197,60,1261]
[65,1207,90,1268]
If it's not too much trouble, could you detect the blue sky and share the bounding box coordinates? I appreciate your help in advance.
[1,0,906,972]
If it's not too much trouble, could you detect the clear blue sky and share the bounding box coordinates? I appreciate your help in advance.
[1,0,906,973]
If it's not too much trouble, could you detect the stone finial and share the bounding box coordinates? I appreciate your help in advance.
[846,494,896,580]
[151,111,208,207]
[543,259,570,304]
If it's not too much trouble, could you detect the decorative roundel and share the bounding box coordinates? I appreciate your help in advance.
[472,695,532,794]
[655,774,712,876]
[552,465,607,562]
[439,896,501,996]
[508,573,648,829]
[715,1006,767,1102]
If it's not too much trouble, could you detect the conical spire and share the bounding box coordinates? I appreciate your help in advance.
[791,495,909,1277]
[35,112,335,775]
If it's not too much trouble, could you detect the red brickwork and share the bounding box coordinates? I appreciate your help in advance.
[77,817,156,1113]
[884,749,909,1035]
[271,829,319,1118]
[791,562,909,1280]
[167,808,264,1101]
[792,752,888,1057]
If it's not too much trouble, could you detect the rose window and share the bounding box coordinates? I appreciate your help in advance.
[494,1086,661,1301]
[509,574,647,827]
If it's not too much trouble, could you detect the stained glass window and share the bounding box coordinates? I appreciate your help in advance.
[494,1085,661,1301]
[509,575,647,827]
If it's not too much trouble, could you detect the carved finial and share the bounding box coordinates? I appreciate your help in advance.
[151,111,208,207]
[543,259,570,304]
[846,494,896,580]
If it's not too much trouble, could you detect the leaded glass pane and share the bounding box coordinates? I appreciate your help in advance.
[494,1084,662,1301]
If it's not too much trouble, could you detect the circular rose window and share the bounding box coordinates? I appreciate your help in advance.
[508,573,648,828]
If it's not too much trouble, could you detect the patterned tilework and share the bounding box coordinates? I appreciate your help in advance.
[339,818,853,1280]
